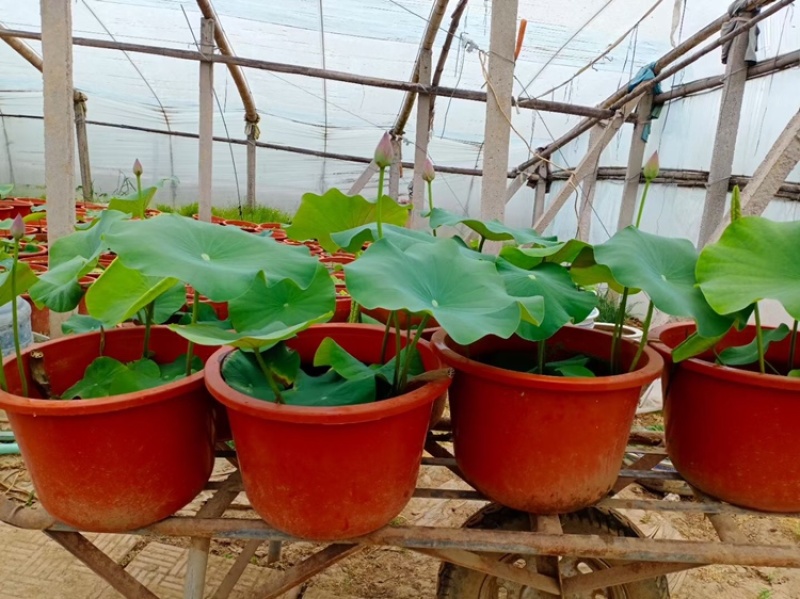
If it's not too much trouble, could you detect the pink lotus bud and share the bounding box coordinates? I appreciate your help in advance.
[133,159,143,177]
[10,214,24,241]
[422,157,435,182]
[643,151,659,181]
[374,132,394,168]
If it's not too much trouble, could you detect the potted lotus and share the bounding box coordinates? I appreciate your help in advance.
[0,163,321,532]
[650,187,800,512]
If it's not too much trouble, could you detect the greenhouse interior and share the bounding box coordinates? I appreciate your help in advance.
[1,1,800,598]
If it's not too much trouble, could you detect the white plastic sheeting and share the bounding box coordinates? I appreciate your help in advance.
[0,0,798,241]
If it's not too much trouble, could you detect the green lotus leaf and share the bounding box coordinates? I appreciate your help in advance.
[170,315,330,351]
[569,246,629,294]
[107,186,157,219]
[427,207,559,246]
[590,226,731,337]
[86,259,180,327]
[717,324,791,367]
[27,256,87,312]
[104,214,320,301]
[345,237,523,345]
[497,258,597,341]
[221,349,375,406]
[157,354,203,382]
[0,259,39,306]
[49,209,128,268]
[672,331,725,363]
[500,239,589,269]
[228,264,335,332]
[330,223,436,254]
[285,188,411,252]
[313,337,423,385]
[62,357,163,399]
[697,217,800,320]
[153,281,188,324]
[0,185,13,199]
[61,314,105,335]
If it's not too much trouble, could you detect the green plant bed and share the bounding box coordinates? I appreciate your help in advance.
[156,202,293,224]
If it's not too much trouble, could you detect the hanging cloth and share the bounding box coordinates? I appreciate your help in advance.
[628,63,663,142]
[721,1,760,65]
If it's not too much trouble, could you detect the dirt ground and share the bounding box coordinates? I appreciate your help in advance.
[2,411,800,599]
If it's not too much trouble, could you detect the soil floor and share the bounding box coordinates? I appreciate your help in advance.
[2,412,799,598]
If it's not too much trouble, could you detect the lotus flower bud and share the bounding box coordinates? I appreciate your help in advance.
[422,157,435,183]
[10,214,24,241]
[374,133,394,168]
[133,159,143,177]
[643,151,659,182]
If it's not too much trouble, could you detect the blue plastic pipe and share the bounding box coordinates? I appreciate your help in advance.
[0,443,19,455]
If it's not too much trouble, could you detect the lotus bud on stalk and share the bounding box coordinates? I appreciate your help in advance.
[132,159,143,177]
[422,157,437,236]
[373,133,394,238]
[643,151,659,182]
[10,214,24,241]
[133,158,144,216]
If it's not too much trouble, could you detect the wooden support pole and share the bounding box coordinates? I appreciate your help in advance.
[246,124,256,211]
[533,163,547,225]
[348,162,378,195]
[576,126,605,240]
[618,94,653,230]
[209,539,262,599]
[533,113,625,233]
[709,107,800,241]
[388,136,401,200]
[429,0,470,131]
[73,92,92,202]
[197,18,215,223]
[410,48,433,230]
[480,0,519,228]
[41,0,77,339]
[698,16,752,247]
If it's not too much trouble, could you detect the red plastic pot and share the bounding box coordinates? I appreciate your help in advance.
[224,219,261,233]
[0,198,34,218]
[651,322,800,512]
[0,326,216,532]
[205,323,451,540]
[432,326,662,514]
[332,295,352,322]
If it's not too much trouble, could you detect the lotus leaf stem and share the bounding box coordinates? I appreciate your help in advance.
[376,167,385,239]
[11,239,26,396]
[142,301,155,359]
[347,298,360,323]
[610,288,630,375]
[379,317,392,363]
[629,301,654,373]
[478,236,487,252]
[635,180,651,229]
[185,290,200,377]
[537,339,546,375]
[427,181,436,237]
[754,303,766,375]
[399,314,430,391]
[392,311,402,391]
[789,320,798,372]
[254,348,284,404]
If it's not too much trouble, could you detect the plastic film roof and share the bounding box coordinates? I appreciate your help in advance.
[1,0,799,239]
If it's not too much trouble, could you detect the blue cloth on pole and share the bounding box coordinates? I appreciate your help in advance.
[628,63,663,142]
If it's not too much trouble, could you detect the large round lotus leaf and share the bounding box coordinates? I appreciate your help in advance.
[228,264,335,331]
[427,207,559,246]
[592,226,731,337]
[104,214,319,301]
[285,188,410,252]
[0,259,38,306]
[697,217,800,320]
[500,239,589,269]
[49,209,128,268]
[170,317,328,351]
[497,258,596,341]
[86,259,180,327]
[569,246,629,294]
[330,222,436,254]
[344,237,523,345]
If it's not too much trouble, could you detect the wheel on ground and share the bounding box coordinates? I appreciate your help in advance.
[437,504,670,599]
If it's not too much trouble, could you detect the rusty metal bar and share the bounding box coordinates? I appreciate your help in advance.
[612,453,666,493]
[45,531,159,599]
[210,539,262,599]
[248,544,361,599]
[561,561,699,594]
[417,547,561,595]
[531,515,563,590]
[266,541,282,565]
[692,489,750,544]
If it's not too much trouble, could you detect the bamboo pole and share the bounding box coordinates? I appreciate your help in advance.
[73,92,92,201]
[576,125,605,240]
[533,162,547,225]
[480,0,519,230]
[0,28,615,121]
[410,49,433,230]
[698,15,751,247]
[655,48,800,103]
[392,0,449,136]
[618,95,653,229]
[511,0,788,179]
[429,0,470,131]
[197,18,215,223]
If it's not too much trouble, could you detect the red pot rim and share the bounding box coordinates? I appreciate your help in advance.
[651,321,800,390]
[0,326,207,416]
[205,324,450,425]
[431,325,662,391]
